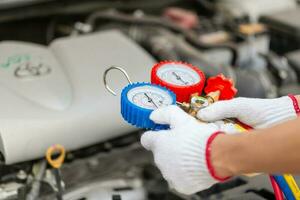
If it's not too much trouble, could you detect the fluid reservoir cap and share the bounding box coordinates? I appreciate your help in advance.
[151,61,205,103]
[121,82,176,130]
[204,74,237,100]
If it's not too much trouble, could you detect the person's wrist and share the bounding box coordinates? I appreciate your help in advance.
[296,95,300,108]
[209,134,235,178]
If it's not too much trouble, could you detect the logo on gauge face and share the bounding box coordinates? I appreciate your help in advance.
[14,62,51,78]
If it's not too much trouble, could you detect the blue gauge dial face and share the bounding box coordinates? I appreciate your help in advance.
[127,85,173,110]
[156,63,200,86]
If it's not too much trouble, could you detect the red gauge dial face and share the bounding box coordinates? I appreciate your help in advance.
[155,62,202,87]
[151,61,206,103]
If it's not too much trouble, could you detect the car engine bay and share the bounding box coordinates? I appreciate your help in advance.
[0,0,300,199]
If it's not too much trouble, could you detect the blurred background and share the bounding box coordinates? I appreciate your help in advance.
[0,0,300,199]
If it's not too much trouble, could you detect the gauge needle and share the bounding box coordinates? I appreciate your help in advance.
[172,72,188,85]
[144,93,159,108]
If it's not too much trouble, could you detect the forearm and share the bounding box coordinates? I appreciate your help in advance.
[296,95,300,104]
[211,117,300,178]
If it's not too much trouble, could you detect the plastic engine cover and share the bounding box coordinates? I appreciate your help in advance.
[0,30,155,164]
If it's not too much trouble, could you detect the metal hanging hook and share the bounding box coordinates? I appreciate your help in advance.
[103,66,133,96]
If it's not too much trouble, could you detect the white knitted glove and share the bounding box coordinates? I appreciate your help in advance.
[197,96,299,129]
[141,105,228,195]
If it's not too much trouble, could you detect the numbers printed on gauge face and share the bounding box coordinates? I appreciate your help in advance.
[127,85,173,109]
[156,63,201,86]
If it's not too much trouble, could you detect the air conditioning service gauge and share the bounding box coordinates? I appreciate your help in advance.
[103,66,176,130]
[151,61,205,103]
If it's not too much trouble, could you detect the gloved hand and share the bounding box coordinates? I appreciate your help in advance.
[198,95,299,129]
[141,105,229,195]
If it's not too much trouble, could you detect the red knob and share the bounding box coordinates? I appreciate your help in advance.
[151,61,206,103]
[204,74,237,100]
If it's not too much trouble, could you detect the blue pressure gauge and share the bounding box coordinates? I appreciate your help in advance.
[121,82,176,130]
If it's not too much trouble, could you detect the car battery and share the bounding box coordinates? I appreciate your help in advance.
[260,7,300,54]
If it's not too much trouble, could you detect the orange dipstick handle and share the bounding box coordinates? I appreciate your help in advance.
[46,144,66,169]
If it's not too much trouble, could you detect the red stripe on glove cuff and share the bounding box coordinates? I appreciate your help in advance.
[288,94,300,115]
[205,132,231,182]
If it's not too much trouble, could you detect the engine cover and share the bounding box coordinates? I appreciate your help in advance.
[0,30,155,164]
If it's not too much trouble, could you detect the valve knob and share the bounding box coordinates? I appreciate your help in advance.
[204,74,237,100]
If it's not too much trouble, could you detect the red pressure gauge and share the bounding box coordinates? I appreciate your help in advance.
[151,61,206,103]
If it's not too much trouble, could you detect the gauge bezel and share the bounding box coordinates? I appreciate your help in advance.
[152,61,205,88]
[121,82,176,130]
[151,61,206,103]
[127,85,173,110]
[122,82,176,111]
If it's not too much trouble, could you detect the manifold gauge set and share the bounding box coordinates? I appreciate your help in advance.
[103,60,300,200]
[103,61,243,130]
